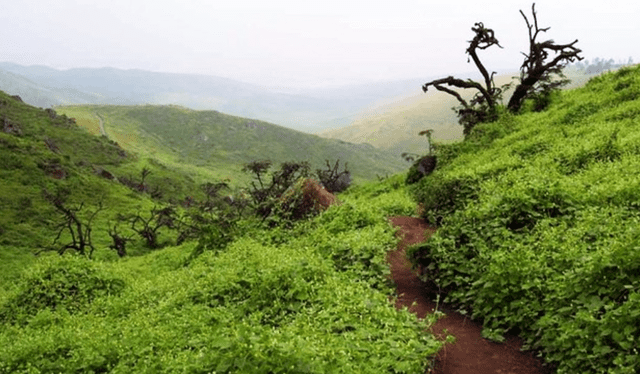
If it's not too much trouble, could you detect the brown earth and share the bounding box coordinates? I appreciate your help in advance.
[388,216,553,374]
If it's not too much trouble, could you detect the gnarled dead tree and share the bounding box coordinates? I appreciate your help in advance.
[422,22,505,135]
[127,205,177,249]
[41,189,103,258]
[507,3,583,112]
[107,223,133,257]
[422,3,582,135]
[316,159,351,194]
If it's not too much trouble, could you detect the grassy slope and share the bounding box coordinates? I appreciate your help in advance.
[409,65,640,373]
[57,104,407,184]
[0,91,445,372]
[320,69,598,155]
[319,85,464,155]
[0,91,211,282]
[0,173,445,373]
[0,89,407,282]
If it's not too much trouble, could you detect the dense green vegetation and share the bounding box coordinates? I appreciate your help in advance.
[0,92,404,267]
[408,65,640,373]
[0,172,444,373]
[57,104,406,184]
[4,60,639,373]
[0,89,445,372]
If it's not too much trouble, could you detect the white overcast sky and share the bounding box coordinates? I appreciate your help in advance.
[1,0,638,87]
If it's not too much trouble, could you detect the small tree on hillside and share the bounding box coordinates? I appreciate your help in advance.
[316,159,351,193]
[41,189,103,258]
[126,205,177,249]
[404,129,438,184]
[107,223,133,258]
[422,3,583,135]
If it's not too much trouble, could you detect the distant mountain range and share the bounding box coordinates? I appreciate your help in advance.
[1,62,607,157]
[0,62,427,133]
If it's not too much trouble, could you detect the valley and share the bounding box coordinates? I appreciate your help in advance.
[0,61,638,373]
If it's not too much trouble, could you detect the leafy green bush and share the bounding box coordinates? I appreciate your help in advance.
[0,171,443,373]
[408,65,640,373]
[0,256,125,325]
[411,170,482,224]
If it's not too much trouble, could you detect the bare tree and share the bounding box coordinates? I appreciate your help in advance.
[422,22,506,135]
[107,223,133,257]
[41,189,103,258]
[507,3,583,112]
[421,3,582,135]
[316,159,351,193]
[128,205,177,249]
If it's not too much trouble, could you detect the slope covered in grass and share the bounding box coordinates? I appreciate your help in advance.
[58,104,407,183]
[0,90,213,278]
[1,89,444,372]
[0,174,444,373]
[409,65,640,373]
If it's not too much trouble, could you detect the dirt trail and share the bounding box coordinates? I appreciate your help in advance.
[95,112,107,137]
[388,216,552,374]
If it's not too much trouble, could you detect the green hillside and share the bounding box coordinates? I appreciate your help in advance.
[0,90,444,371]
[57,104,406,183]
[0,91,221,276]
[409,65,640,373]
[3,64,639,372]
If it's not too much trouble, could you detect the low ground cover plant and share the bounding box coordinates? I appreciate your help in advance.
[0,174,443,373]
[408,65,640,373]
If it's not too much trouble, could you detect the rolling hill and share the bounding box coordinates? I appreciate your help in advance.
[0,62,427,133]
[319,67,605,155]
[0,89,175,278]
[1,60,639,374]
[56,104,407,184]
[0,90,443,373]
[0,87,406,268]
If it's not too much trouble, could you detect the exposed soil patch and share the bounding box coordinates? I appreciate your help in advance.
[388,216,552,374]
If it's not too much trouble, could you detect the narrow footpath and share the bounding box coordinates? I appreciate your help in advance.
[95,112,107,137]
[388,216,552,374]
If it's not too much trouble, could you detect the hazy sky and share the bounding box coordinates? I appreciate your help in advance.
[1,0,638,88]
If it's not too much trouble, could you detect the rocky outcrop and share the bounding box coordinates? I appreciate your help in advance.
[417,155,437,176]
[45,108,58,119]
[93,166,117,181]
[44,137,60,153]
[2,116,22,135]
[38,160,67,179]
